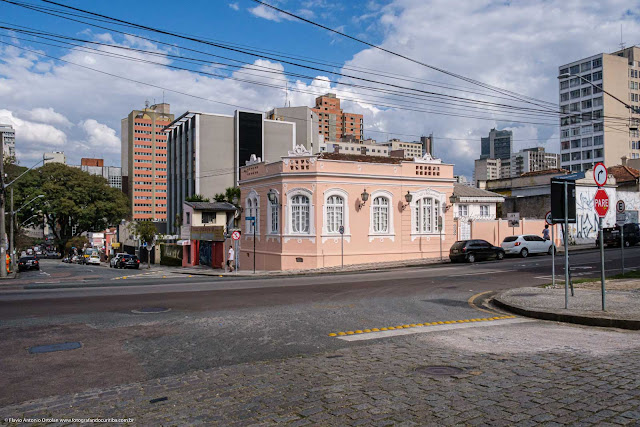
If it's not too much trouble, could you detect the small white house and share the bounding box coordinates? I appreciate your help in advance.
[451,183,505,240]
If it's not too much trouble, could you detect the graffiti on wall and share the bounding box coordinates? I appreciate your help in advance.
[570,187,640,244]
[574,192,599,241]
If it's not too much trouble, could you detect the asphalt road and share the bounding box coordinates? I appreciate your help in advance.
[0,247,638,406]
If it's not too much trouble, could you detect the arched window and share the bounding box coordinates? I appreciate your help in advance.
[372,196,389,233]
[245,194,259,235]
[325,195,344,233]
[246,198,253,234]
[290,195,310,234]
[269,197,279,234]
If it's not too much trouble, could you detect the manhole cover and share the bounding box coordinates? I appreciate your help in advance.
[29,342,82,354]
[414,366,464,376]
[131,307,171,314]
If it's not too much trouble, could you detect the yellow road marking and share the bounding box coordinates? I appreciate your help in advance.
[467,290,501,315]
[328,316,517,337]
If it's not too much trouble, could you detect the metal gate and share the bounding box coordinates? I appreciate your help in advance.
[199,241,212,266]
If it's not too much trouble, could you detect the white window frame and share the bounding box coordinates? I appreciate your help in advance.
[266,189,280,237]
[368,190,395,242]
[284,188,315,243]
[480,205,489,217]
[457,204,469,218]
[244,190,260,240]
[322,188,350,243]
[410,189,446,241]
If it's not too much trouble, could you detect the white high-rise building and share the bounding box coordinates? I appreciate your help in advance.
[0,124,16,161]
[510,147,560,177]
[559,46,640,172]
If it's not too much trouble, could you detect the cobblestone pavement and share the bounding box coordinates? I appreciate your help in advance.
[2,320,639,426]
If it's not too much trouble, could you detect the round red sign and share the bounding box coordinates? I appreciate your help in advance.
[594,188,609,218]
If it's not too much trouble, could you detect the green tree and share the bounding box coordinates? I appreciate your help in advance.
[185,194,210,202]
[213,193,226,202]
[14,163,129,252]
[131,220,157,269]
[64,236,89,254]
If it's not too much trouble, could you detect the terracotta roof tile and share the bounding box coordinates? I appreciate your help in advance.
[609,165,640,184]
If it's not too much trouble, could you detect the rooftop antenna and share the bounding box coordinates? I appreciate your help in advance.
[620,24,626,50]
[284,81,289,107]
[144,99,150,109]
[162,90,165,104]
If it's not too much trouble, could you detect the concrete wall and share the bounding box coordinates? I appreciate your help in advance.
[603,54,632,167]
[264,120,295,163]
[198,114,235,200]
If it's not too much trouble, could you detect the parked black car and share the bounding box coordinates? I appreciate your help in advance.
[18,256,40,271]
[117,254,140,269]
[449,239,505,263]
[597,223,640,247]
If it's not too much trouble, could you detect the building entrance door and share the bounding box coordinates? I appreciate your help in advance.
[199,241,212,267]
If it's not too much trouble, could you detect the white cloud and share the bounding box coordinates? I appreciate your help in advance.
[229,2,239,11]
[0,0,638,177]
[248,4,294,22]
[23,107,72,127]
[79,119,120,154]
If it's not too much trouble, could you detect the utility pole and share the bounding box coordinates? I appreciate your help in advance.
[0,140,6,278]
[10,187,14,273]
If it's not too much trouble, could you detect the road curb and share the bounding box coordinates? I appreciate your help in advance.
[492,292,640,330]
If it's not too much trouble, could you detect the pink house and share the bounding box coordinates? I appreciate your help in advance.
[238,146,456,271]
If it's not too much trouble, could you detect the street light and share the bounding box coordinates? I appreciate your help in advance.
[1,156,52,278]
[401,191,413,211]
[9,195,44,272]
[359,189,369,209]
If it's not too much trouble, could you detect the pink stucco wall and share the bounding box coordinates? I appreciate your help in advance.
[239,154,457,271]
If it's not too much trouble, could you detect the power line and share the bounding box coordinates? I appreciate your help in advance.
[250,0,559,111]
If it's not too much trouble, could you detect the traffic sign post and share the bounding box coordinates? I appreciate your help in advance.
[231,230,241,273]
[594,187,609,311]
[245,216,257,274]
[616,201,626,276]
[507,212,520,234]
[545,210,555,289]
[339,225,344,268]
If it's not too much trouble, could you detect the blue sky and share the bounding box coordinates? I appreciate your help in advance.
[0,0,639,177]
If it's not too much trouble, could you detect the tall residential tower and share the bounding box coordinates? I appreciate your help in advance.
[121,102,174,222]
[558,46,640,171]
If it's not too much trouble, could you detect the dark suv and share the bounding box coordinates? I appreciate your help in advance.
[449,239,505,263]
[598,223,640,247]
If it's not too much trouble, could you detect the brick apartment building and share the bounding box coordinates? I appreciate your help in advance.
[311,93,363,142]
[121,102,174,222]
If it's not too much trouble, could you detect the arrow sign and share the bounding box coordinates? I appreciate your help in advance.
[593,162,607,187]
[594,188,609,218]
[545,210,552,225]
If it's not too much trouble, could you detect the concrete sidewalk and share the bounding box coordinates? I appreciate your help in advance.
[493,282,640,330]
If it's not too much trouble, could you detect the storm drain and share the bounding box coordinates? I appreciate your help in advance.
[414,366,464,376]
[29,342,82,354]
[131,307,171,314]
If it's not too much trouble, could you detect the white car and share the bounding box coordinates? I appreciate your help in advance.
[501,235,555,258]
[87,254,101,265]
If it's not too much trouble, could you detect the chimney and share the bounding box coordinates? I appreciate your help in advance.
[621,155,628,166]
